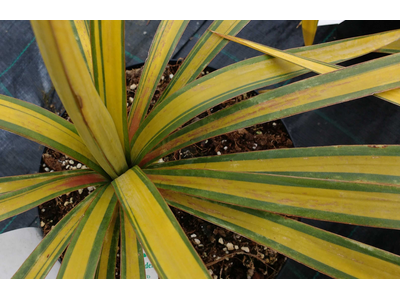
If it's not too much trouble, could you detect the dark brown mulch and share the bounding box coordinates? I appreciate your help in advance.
[38,59,293,279]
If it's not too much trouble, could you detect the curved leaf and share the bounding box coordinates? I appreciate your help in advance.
[12,189,97,279]
[141,52,400,166]
[146,168,400,229]
[128,20,189,142]
[212,30,400,106]
[57,184,117,279]
[0,170,106,222]
[158,20,249,104]
[120,207,146,279]
[145,145,400,185]
[0,94,106,177]
[163,189,400,279]
[90,21,129,159]
[112,166,210,279]
[31,20,128,179]
[70,20,93,78]
[96,202,120,279]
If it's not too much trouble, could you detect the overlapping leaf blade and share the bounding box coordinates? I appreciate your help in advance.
[128,20,189,143]
[57,185,117,279]
[140,51,400,166]
[96,202,120,279]
[90,21,130,159]
[112,166,210,279]
[146,167,400,229]
[12,190,97,279]
[145,145,400,185]
[163,190,400,279]
[31,20,128,179]
[0,94,106,177]
[0,170,106,222]
[70,20,93,78]
[157,20,249,104]
[212,30,400,106]
[119,207,146,279]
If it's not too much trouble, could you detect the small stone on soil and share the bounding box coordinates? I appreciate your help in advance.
[241,246,250,253]
[69,160,74,165]
[217,151,221,155]
[40,221,45,227]
[218,238,224,244]
[226,243,234,251]
[44,167,50,172]
[130,84,137,90]
[190,234,197,238]
[76,163,82,169]
[194,238,201,245]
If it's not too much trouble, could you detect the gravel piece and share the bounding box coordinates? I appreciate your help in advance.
[218,237,224,245]
[226,243,234,251]
[241,246,250,253]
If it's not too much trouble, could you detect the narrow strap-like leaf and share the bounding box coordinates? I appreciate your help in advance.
[146,168,400,229]
[0,170,106,222]
[0,169,93,195]
[70,20,93,78]
[120,207,146,279]
[377,39,400,53]
[140,51,400,167]
[128,20,189,143]
[144,145,400,185]
[90,21,129,159]
[31,20,128,179]
[212,30,400,106]
[57,184,117,279]
[12,189,98,279]
[131,31,400,166]
[301,20,318,46]
[163,189,400,279]
[0,94,107,178]
[157,20,249,104]
[96,202,120,279]
[112,166,210,279]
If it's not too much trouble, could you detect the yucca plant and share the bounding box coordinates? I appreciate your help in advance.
[1,20,400,279]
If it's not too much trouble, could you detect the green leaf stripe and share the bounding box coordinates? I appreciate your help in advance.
[165,193,400,278]
[142,53,400,166]
[119,207,146,279]
[0,171,107,222]
[157,20,249,104]
[57,185,118,279]
[146,168,400,229]
[12,190,98,279]
[0,94,107,178]
[144,145,400,169]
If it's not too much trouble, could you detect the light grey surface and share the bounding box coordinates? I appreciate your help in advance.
[0,227,60,279]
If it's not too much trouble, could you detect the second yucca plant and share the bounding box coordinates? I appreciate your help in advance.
[1,20,400,278]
